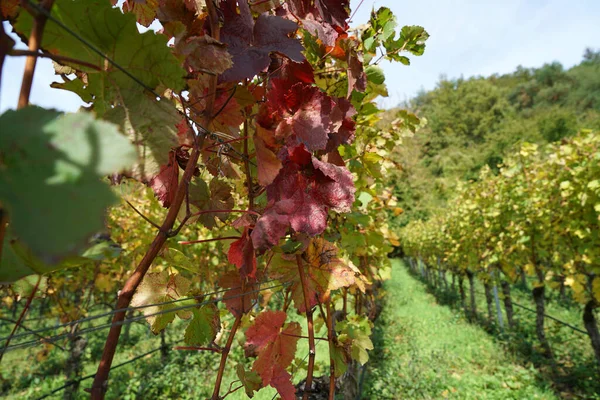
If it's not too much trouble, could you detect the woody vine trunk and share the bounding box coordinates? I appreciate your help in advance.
[501,281,515,329]
[583,300,600,368]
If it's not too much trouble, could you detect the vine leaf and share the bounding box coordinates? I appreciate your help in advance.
[0,107,136,272]
[271,239,356,312]
[284,0,350,45]
[218,271,257,317]
[253,135,282,186]
[187,177,235,229]
[118,0,159,27]
[176,35,233,75]
[220,0,305,81]
[184,303,220,346]
[228,229,257,278]
[14,0,186,188]
[335,315,374,365]
[236,363,262,397]
[14,0,185,108]
[104,88,181,184]
[131,271,191,334]
[12,275,48,298]
[245,311,300,400]
[1,0,18,18]
[265,82,356,152]
[251,156,356,252]
[312,157,356,213]
[150,149,180,208]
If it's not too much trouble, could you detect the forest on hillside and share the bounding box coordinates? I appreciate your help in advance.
[391,49,600,224]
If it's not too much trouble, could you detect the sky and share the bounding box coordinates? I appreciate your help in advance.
[1,0,600,112]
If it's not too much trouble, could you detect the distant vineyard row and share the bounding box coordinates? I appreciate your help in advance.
[400,130,600,365]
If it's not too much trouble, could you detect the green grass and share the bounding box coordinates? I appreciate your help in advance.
[411,261,600,398]
[363,259,558,400]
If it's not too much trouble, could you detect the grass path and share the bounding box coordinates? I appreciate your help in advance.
[363,259,557,400]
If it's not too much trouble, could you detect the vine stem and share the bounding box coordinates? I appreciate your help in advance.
[0,275,41,364]
[189,209,260,218]
[18,0,55,109]
[174,346,221,353]
[90,0,221,396]
[326,301,335,400]
[296,254,315,400]
[211,309,243,400]
[178,236,241,245]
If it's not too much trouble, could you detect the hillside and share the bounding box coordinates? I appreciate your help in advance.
[389,49,600,225]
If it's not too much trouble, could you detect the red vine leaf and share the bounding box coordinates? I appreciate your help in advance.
[176,118,193,146]
[301,18,338,46]
[228,229,257,278]
[269,369,297,400]
[263,81,356,152]
[251,152,355,252]
[316,0,350,30]
[287,190,329,235]
[232,213,255,229]
[272,59,315,87]
[284,0,349,45]
[254,135,282,186]
[220,0,305,81]
[312,157,356,213]
[150,150,180,208]
[218,271,257,317]
[251,203,293,252]
[245,311,300,400]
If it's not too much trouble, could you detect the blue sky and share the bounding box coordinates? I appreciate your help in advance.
[1,0,599,112]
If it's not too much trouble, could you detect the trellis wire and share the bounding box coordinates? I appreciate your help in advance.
[414,261,589,336]
[2,281,291,353]
[34,339,185,400]
[2,279,277,343]
[468,289,587,335]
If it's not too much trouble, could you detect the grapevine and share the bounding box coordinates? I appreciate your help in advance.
[0,1,428,399]
[401,130,600,367]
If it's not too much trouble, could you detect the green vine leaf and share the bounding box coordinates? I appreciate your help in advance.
[0,107,136,278]
[184,304,220,346]
[335,314,374,365]
[14,0,186,110]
